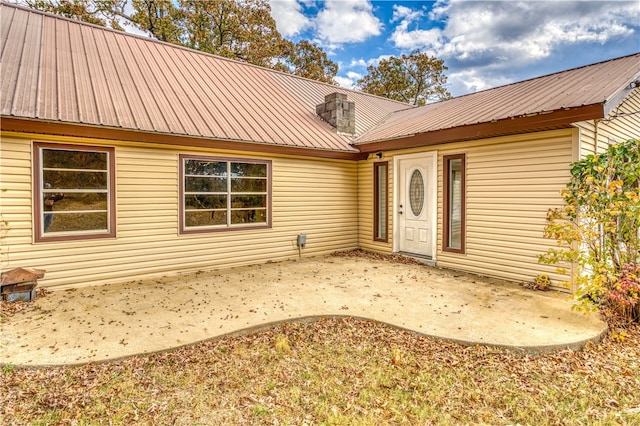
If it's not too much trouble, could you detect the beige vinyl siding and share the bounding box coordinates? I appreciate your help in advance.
[357,158,394,254]
[0,132,358,289]
[575,88,640,157]
[438,131,573,288]
[357,129,574,289]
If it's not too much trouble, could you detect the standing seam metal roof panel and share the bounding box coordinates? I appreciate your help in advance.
[107,30,156,131]
[123,35,183,134]
[1,7,28,114]
[12,10,42,117]
[140,39,201,136]
[357,53,640,144]
[154,43,216,137]
[240,64,344,149]
[69,23,98,124]
[37,15,57,120]
[2,3,407,152]
[177,48,239,140]
[93,29,135,129]
[0,3,15,51]
[80,25,117,127]
[55,19,80,123]
[203,56,266,142]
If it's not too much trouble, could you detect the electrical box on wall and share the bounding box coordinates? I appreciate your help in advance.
[297,234,307,248]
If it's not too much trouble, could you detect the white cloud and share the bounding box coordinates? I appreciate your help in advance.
[348,54,392,70]
[316,0,382,44]
[447,69,512,96]
[269,0,311,37]
[367,54,392,66]
[390,0,638,67]
[334,75,357,89]
[334,71,364,89]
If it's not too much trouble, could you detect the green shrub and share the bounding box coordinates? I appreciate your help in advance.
[540,139,640,321]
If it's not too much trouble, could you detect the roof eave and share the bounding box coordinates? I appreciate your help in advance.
[0,117,362,160]
[356,103,605,153]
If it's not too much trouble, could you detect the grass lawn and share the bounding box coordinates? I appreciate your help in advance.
[1,314,639,425]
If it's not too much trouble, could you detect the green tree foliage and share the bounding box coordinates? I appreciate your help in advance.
[540,139,640,321]
[25,0,338,83]
[127,0,183,43]
[357,50,451,105]
[180,0,286,68]
[26,0,115,27]
[279,40,338,84]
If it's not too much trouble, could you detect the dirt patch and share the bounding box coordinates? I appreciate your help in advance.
[330,248,424,265]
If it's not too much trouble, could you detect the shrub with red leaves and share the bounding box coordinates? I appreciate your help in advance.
[606,263,640,322]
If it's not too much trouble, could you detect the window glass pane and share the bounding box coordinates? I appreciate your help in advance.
[185,176,227,192]
[44,192,108,212]
[231,178,267,193]
[43,149,107,170]
[40,146,112,237]
[182,158,269,230]
[448,159,462,249]
[185,210,228,227]
[231,209,267,224]
[409,169,424,217]
[184,160,227,176]
[375,163,387,240]
[184,195,227,210]
[231,163,267,177]
[231,195,267,209]
[45,212,108,233]
[43,170,107,189]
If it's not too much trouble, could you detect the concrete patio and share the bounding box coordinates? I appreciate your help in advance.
[0,255,607,366]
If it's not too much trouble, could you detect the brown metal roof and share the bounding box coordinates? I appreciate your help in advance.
[0,3,408,154]
[2,2,638,157]
[356,53,640,147]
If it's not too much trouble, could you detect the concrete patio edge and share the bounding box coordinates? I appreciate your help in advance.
[0,255,608,367]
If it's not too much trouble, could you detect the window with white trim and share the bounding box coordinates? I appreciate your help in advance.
[180,155,271,233]
[34,142,115,242]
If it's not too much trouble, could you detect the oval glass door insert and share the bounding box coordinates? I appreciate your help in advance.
[409,169,424,217]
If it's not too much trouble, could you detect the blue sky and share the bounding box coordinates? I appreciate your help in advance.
[268,0,640,97]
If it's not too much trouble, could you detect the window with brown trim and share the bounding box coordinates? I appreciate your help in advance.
[33,142,116,242]
[180,155,271,233]
[443,154,465,253]
[373,161,388,242]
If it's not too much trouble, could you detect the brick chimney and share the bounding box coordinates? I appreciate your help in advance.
[316,92,355,135]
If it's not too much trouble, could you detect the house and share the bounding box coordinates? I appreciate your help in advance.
[1,2,639,291]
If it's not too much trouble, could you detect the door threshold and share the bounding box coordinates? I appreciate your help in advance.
[397,252,435,266]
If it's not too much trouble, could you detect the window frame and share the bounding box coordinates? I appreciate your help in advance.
[179,154,272,234]
[442,153,466,254]
[373,161,389,242]
[33,142,116,243]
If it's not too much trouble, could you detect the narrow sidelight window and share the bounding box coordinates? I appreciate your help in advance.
[374,161,388,242]
[443,154,465,253]
[180,155,271,233]
[34,142,116,242]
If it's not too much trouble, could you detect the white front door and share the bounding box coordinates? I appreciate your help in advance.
[396,154,436,258]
